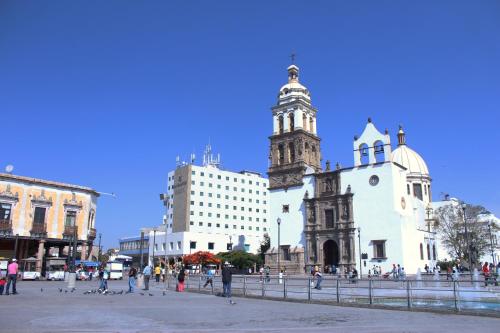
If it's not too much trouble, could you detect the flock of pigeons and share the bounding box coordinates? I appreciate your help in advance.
[39,287,168,297]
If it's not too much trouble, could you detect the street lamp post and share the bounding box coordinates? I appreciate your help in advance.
[152,229,157,267]
[97,233,102,262]
[277,218,281,274]
[461,204,473,282]
[488,222,496,266]
[358,227,362,279]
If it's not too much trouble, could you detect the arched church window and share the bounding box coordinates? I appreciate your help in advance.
[373,140,385,163]
[309,117,314,133]
[288,142,295,163]
[426,243,431,260]
[420,243,424,260]
[278,115,284,134]
[289,113,294,132]
[359,143,369,165]
[311,145,317,161]
[303,113,307,130]
[407,184,411,195]
[432,244,436,260]
[278,144,285,165]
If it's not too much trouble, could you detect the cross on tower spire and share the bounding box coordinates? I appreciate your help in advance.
[290,52,296,64]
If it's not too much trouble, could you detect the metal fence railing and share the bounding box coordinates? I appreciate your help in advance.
[164,274,499,315]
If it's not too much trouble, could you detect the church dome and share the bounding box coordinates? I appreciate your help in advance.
[391,126,430,176]
[278,65,311,104]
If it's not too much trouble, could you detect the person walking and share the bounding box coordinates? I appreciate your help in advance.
[222,262,234,303]
[154,265,161,284]
[203,267,214,288]
[127,266,137,293]
[391,264,397,281]
[5,259,19,295]
[177,268,185,292]
[264,265,270,283]
[98,265,109,292]
[314,269,323,290]
[351,268,358,284]
[143,265,152,290]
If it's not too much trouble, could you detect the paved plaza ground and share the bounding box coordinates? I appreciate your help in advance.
[1,280,499,333]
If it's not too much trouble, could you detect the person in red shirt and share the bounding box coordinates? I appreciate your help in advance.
[482,262,491,286]
[0,276,6,295]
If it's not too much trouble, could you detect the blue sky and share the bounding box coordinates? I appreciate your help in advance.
[1,1,499,248]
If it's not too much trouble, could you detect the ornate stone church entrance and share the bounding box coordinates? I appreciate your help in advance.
[323,239,339,268]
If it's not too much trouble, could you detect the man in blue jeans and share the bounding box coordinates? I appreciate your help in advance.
[127,266,137,293]
[143,265,152,290]
[5,258,19,295]
[222,262,234,304]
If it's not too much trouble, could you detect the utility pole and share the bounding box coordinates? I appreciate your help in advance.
[488,222,496,266]
[139,231,145,270]
[461,204,473,282]
[97,233,102,262]
[152,229,157,267]
[358,227,362,279]
[71,226,78,272]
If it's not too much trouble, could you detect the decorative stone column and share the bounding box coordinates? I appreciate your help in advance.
[81,242,88,261]
[36,239,46,273]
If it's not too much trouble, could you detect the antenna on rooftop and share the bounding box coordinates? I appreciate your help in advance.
[203,143,221,168]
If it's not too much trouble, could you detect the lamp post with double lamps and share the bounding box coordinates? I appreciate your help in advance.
[277,218,281,274]
[357,227,362,278]
[461,203,473,282]
[487,221,497,266]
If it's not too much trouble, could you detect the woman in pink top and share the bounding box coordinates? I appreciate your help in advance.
[5,258,19,295]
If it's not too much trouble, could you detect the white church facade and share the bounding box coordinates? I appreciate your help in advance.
[266,63,437,275]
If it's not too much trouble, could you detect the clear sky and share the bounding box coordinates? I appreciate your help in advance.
[1,1,499,248]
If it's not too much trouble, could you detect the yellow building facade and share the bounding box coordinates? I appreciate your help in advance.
[0,173,99,273]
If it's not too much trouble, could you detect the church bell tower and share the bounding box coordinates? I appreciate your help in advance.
[268,64,322,190]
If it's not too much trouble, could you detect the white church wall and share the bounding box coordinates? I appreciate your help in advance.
[341,163,405,274]
[269,175,315,249]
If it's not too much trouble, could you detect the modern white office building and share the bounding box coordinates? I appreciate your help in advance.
[148,145,270,265]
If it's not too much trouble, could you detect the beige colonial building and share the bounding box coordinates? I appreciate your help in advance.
[0,173,99,274]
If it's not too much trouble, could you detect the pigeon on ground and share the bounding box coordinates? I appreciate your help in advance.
[140,292,144,296]
[117,290,123,295]
[59,288,63,293]
[65,290,68,293]
[40,288,43,292]
[162,291,166,296]
[149,293,153,296]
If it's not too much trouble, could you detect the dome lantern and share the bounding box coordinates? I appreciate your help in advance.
[397,125,406,146]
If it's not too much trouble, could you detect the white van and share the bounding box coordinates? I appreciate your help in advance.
[106,261,124,280]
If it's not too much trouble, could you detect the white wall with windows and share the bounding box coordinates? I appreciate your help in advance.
[158,163,270,261]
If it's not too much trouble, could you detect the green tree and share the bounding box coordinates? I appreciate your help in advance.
[216,250,261,269]
[258,233,270,263]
